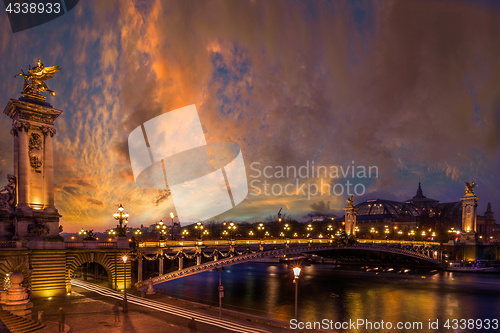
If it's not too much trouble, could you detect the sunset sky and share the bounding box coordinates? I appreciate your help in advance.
[1,0,500,232]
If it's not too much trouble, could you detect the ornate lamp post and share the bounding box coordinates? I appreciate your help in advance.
[327,225,333,238]
[385,227,390,240]
[264,231,270,238]
[248,230,254,238]
[194,222,204,240]
[214,267,225,319]
[257,223,265,239]
[283,224,290,238]
[182,229,189,239]
[354,226,359,238]
[156,220,167,241]
[306,224,313,239]
[113,204,129,237]
[398,230,403,241]
[122,255,128,313]
[78,228,87,241]
[170,212,175,240]
[228,222,236,240]
[293,266,301,319]
[202,229,209,239]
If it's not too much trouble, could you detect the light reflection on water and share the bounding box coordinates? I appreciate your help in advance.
[157,263,500,332]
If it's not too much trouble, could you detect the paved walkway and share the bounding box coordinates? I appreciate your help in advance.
[30,283,293,333]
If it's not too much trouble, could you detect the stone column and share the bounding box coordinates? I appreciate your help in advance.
[138,257,143,282]
[41,126,56,213]
[461,195,479,233]
[12,121,31,213]
[178,257,183,270]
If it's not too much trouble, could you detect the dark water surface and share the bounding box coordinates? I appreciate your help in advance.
[157,263,500,332]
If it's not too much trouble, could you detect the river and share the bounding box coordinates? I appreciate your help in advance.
[157,263,500,332]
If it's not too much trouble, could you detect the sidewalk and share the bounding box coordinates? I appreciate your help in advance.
[31,286,292,333]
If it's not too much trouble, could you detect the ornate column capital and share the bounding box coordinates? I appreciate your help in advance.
[10,120,31,137]
[41,126,57,137]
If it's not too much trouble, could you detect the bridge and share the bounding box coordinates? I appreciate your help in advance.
[134,239,442,290]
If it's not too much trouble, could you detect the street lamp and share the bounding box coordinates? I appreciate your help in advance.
[248,230,254,237]
[327,225,333,237]
[122,255,128,313]
[203,229,209,239]
[222,230,229,238]
[354,226,359,237]
[215,267,225,319]
[156,220,167,240]
[78,229,87,241]
[398,230,403,240]
[306,224,313,239]
[257,223,265,239]
[283,224,290,238]
[170,212,175,240]
[182,229,189,239]
[293,266,301,319]
[113,204,129,237]
[194,222,204,239]
[228,222,237,240]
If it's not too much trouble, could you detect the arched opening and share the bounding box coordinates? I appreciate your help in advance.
[71,262,110,284]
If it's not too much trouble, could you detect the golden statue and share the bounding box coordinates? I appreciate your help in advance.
[15,59,60,102]
[464,182,477,196]
[347,194,355,207]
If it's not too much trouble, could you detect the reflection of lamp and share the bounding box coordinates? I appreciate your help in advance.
[293,267,301,319]
[122,255,128,313]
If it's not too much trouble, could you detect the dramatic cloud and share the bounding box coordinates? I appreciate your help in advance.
[1,0,499,231]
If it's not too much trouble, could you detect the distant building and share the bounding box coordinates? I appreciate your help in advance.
[340,183,499,241]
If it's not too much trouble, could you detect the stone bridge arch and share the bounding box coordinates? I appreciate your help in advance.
[66,251,130,293]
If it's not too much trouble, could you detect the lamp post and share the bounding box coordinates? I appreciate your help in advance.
[398,230,403,241]
[283,224,290,238]
[195,222,204,240]
[215,267,225,319]
[78,228,87,241]
[228,222,236,240]
[170,212,175,240]
[182,229,189,239]
[293,266,301,319]
[156,220,167,241]
[306,224,313,239]
[113,204,129,237]
[122,255,128,313]
[257,223,265,239]
[354,226,359,238]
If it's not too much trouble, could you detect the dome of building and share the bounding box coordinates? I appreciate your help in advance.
[355,199,422,217]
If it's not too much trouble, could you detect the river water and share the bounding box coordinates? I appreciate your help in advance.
[157,263,500,332]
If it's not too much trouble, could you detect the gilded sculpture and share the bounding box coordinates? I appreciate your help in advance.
[347,194,355,207]
[14,59,60,102]
[464,182,477,196]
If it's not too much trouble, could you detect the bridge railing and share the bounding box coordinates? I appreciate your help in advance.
[65,242,117,249]
[0,241,27,249]
[137,238,440,248]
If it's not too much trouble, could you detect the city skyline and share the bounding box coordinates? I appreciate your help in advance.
[1,0,500,232]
